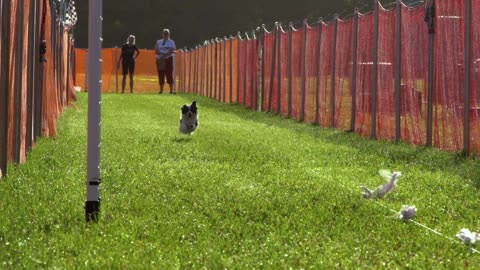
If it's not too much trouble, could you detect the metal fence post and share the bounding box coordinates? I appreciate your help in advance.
[252,29,259,111]
[211,39,215,98]
[224,36,228,103]
[261,24,266,111]
[215,38,219,99]
[395,0,402,141]
[33,0,41,141]
[464,0,472,155]
[300,19,308,122]
[277,23,282,114]
[351,10,359,132]
[331,15,339,128]
[288,22,293,118]
[207,40,213,98]
[86,0,103,222]
[315,17,323,124]
[198,44,205,95]
[229,35,233,103]
[237,32,241,103]
[371,0,379,139]
[425,0,435,147]
[243,33,248,105]
[33,0,41,139]
[0,0,11,178]
[205,44,208,96]
[13,0,25,163]
[26,0,37,152]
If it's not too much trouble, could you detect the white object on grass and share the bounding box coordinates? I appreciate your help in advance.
[457,228,480,245]
[398,205,416,220]
[361,170,402,199]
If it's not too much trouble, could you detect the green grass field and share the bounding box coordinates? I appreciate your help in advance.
[1,92,479,268]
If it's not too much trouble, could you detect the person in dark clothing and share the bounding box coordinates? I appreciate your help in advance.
[117,35,140,93]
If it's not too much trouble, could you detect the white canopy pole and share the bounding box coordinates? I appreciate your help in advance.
[86,0,102,222]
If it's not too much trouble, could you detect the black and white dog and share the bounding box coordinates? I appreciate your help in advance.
[179,101,199,134]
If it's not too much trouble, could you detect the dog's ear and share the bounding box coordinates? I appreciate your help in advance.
[181,104,188,113]
[191,101,197,108]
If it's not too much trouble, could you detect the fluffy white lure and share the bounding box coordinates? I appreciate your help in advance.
[398,205,416,220]
[457,228,480,245]
[361,170,402,199]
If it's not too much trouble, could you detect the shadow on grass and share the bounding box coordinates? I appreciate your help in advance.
[172,135,193,143]
[181,94,480,189]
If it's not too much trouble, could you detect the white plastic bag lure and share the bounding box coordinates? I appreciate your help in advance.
[456,228,480,245]
[361,170,402,199]
[398,205,416,220]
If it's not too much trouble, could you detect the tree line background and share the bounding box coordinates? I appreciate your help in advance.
[74,0,421,49]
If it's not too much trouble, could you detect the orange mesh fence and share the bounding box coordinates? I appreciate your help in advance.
[1,0,76,169]
[318,22,333,127]
[355,12,374,137]
[304,24,320,124]
[472,0,480,153]
[433,0,465,151]
[74,48,162,93]
[290,27,303,120]
[334,19,354,131]
[401,2,428,146]
[279,26,290,117]
[263,28,277,112]
[237,38,246,105]
[231,38,239,103]
[376,4,396,141]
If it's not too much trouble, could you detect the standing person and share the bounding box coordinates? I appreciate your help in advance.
[155,29,176,94]
[117,35,140,93]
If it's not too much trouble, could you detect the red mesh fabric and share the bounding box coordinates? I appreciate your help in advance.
[318,22,333,127]
[433,0,465,151]
[220,40,225,101]
[209,43,214,98]
[245,38,255,109]
[188,50,196,94]
[41,1,60,138]
[75,48,170,93]
[304,24,319,123]
[290,27,303,120]
[262,29,276,112]
[231,38,239,103]
[400,2,428,145]
[279,27,290,116]
[74,48,87,90]
[194,49,199,95]
[376,4,396,141]
[202,46,208,96]
[7,0,29,162]
[238,38,246,106]
[195,48,200,95]
[471,0,480,153]
[225,40,232,103]
[334,19,354,130]
[355,13,374,137]
[7,0,17,161]
[216,41,221,100]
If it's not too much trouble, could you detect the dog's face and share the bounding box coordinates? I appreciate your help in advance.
[181,101,198,119]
